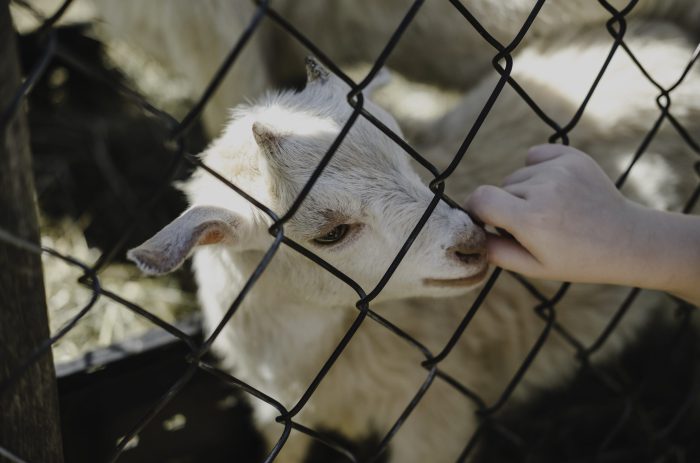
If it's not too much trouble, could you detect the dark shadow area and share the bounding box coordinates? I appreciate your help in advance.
[18,24,205,260]
[57,319,266,463]
[476,304,700,463]
[305,430,389,463]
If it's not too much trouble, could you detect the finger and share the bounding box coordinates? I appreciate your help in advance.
[506,145,583,186]
[526,144,583,166]
[502,182,532,199]
[485,234,544,276]
[465,185,526,231]
[501,164,546,187]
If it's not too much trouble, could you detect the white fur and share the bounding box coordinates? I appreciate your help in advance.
[129,21,700,461]
[120,6,700,463]
[91,0,700,134]
[130,62,491,461]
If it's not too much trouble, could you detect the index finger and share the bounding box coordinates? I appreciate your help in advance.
[465,185,526,233]
[526,144,584,166]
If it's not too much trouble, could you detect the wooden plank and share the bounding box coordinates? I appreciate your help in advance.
[0,1,64,461]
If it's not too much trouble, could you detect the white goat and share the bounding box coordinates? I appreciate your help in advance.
[92,0,700,134]
[129,58,490,462]
[128,20,700,463]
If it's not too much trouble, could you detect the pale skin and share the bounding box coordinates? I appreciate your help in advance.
[465,144,700,307]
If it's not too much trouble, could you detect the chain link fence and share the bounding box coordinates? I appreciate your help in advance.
[1,0,700,462]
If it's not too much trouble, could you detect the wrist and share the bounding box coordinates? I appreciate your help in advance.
[598,200,655,288]
[626,205,700,302]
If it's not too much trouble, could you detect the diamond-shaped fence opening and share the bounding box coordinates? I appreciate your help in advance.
[1,0,699,462]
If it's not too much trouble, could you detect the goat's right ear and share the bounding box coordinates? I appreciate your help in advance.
[127,206,252,275]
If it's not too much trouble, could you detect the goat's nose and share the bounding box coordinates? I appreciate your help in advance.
[447,228,486,265]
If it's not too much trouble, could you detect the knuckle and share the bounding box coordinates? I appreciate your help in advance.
[467,185,498,218]
[551,164,572,179]
[503,168,526,185]
[526,145,545,160]
[524,205,553,229]
[469,184,493,204]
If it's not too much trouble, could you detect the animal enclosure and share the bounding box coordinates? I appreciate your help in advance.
[1,0,700,462]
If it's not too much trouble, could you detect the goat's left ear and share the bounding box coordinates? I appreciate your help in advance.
[127,206,253,275]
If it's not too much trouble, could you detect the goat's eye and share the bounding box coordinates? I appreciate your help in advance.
[313,224,350,245]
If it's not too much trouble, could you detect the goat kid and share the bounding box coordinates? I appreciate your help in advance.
[128,19,700,461]
[129,59,489,462]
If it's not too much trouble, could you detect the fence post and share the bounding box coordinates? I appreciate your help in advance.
[0,1,65,462]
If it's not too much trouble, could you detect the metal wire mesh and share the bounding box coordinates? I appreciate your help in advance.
[1,0,699,462]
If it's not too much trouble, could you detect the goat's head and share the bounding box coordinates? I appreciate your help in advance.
[128,58,487,305]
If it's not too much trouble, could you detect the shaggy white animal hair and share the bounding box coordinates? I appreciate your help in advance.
[92,0,700,134]
[127,14,700,463]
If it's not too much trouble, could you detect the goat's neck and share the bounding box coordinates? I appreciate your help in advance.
[196,247,352,356]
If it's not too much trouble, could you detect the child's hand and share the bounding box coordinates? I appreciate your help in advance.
[465,144,646,285]
[466,143,700,305]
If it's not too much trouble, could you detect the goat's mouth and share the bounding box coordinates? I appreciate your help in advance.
[423,265,489,288]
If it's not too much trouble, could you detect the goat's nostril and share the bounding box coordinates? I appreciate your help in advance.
[449,228,487,265]
[454,250,484,265]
